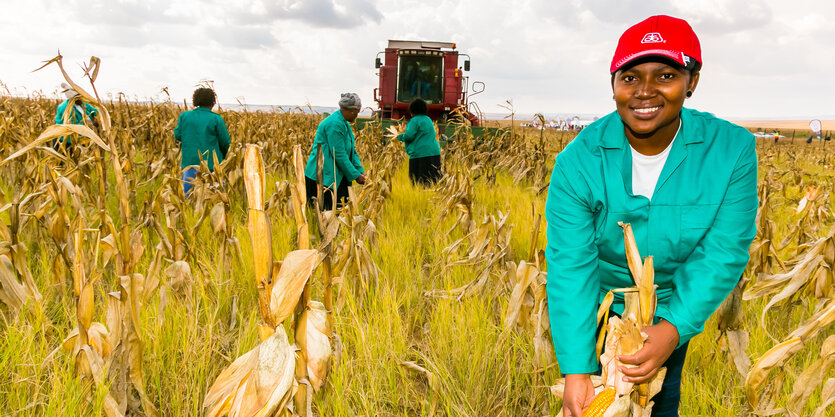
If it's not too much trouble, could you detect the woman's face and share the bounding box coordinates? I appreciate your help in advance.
[612,61,700,142]
[340,107,360,122]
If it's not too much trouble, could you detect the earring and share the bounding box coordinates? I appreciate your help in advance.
[686,91,693,98]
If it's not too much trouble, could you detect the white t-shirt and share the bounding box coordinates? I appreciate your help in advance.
[630,126,680,200]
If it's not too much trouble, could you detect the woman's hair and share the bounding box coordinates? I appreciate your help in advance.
[193,88,216,108]
[409,98,427,116]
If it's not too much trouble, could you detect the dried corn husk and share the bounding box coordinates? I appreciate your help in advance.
[204,326,296,417]
[0,254,32,311]
[62,322,112,358]
[505,261,538,330]
[600,315,644,396]
[210,202,227,235]
[164,260,192,292]
[296,301,332,391]
[244,144,275,324]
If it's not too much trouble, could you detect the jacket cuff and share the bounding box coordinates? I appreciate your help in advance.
[654,304,696,349]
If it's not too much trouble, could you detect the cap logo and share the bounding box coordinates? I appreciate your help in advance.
[641,32,665,43]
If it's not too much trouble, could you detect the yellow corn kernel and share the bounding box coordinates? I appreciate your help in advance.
[583,388,615,417]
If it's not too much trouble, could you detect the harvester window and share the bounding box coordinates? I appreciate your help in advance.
[397,56,443,104]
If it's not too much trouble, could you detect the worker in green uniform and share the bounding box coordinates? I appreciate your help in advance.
[397,98,442,185]
[546,15,757,417]
[54,83,99,151]
[174,87,230,197]
[304,93,366,210]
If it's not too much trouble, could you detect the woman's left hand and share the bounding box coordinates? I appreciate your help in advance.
[617,319,679,383]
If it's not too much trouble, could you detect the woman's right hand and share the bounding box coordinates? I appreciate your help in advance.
[563,373,595,417]
[355,173,367,184]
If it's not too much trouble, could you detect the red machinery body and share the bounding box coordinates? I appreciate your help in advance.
[374,40,480,126]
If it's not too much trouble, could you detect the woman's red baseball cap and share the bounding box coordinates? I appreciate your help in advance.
[610,15,702,74]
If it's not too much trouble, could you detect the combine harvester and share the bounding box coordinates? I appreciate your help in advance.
[356,40,498,139]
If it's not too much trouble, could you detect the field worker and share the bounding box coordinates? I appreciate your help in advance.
[545,15,757,417]
[397,98,442,185]
[174,87,230,197]
[304,93,366,210]
[54,82,99,151]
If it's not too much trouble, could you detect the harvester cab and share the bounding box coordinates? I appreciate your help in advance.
[374,40,484,126]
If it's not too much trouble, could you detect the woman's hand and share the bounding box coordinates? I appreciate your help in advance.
[563,373,595,417]
[355,173,367,184]
[617,319,679,383]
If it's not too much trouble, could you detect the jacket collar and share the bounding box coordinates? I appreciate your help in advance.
[599,108,702,198]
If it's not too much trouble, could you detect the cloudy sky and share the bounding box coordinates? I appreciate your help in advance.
[2,0,833,120]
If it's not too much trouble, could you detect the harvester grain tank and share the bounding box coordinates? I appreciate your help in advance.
[374,40,484,126]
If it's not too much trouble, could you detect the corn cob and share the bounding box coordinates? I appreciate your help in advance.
[583,387,615,417]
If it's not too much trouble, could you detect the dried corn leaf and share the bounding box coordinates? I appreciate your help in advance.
[745,337,803,407]
[399,359,441,415]
[101,234,118,266]
[119,273,159,417]
[717,281,745,332]
[726,329,751,377]
[787,335,835,416]
[744,242,824,301]
[533,297,556,369]
[760,255,823,328]
[77,345,124,417]
[787,300,835,340]
[1,124,110,167]
[269,250,321,324]
[813,265,832,299]
[811,378,835,417]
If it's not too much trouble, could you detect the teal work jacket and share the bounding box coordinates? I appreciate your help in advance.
[397,115,441,159]
[55,100,99,145]
[304,111,365,189]
[174,107,230,170]
[544,108,758,374]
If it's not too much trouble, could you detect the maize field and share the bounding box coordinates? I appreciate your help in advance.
[0,55,833,416]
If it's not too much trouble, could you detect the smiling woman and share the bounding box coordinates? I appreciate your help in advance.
[544,15,758,417]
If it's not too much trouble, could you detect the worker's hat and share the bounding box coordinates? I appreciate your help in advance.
[610,15,701,74]
[60,82,80,99]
